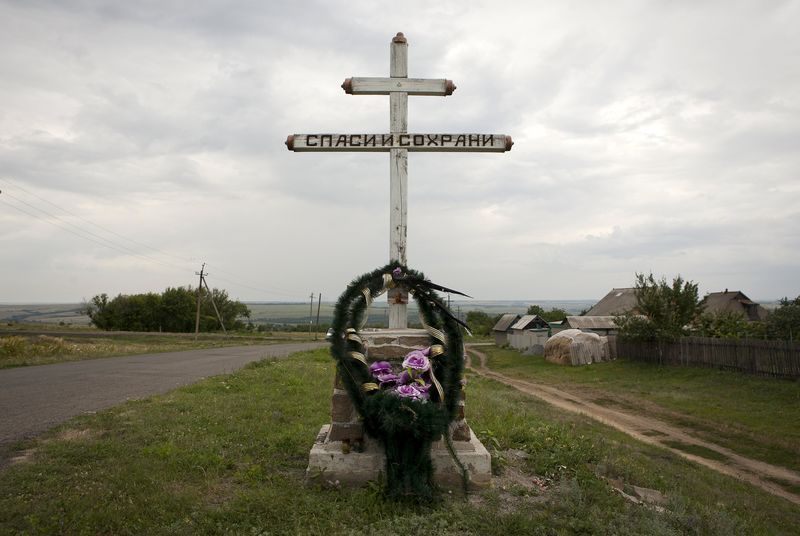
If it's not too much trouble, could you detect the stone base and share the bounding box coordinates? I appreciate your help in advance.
[306,424,492,491]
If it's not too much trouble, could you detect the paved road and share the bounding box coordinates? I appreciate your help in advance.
[0,342,326,452]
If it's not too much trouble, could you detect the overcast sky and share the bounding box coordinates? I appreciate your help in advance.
[1,0,798,304]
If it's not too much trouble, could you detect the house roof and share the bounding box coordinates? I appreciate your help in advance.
[492,313,521,332]
[701,291,768,322]
[585,288,638,316]
[510,314,549,330]
[564,316,618,330]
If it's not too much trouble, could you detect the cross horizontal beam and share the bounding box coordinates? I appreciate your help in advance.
[342,77,456,96]
[286,133,513,152]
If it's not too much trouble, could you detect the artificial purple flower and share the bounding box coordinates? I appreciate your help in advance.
[369,361,392,376]
[402,350,430,372]
[398,371,412,385]
[375,372,400,386]
[414,382,431,399]
[395,384,426,400]
[392,267,403,278]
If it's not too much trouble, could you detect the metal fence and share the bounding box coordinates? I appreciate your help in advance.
[616,336,800,379]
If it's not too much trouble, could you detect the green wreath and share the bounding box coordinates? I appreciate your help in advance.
[330,262,467,500]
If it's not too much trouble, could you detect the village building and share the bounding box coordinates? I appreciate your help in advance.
[585,288,638,316]
[507,314,551,354]
[491,313,521,346]
[562,315,618,336]
[701,290,769,322]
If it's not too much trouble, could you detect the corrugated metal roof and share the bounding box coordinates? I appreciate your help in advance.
[565,316,618,330]
[492,313,521,332]
[586,288,638,316]
[510,314,549,330]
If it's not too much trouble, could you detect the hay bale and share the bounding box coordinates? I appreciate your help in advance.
[544,329,608,366]
[544,336,572,365]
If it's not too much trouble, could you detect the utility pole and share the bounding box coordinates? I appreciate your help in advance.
[194,263,205,340]
[315,293,322,340]
[309,293,315,338]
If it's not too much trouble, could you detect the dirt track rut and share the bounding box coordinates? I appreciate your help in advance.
[466,347,800,505]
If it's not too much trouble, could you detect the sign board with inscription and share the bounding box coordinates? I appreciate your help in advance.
[287,133,512,152]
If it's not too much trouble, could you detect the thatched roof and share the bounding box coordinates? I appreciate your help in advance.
[564,316,618,330]
[492,313,521,332]
[586,288,638,316]
[701,291,768,322]
[510,314,550,330]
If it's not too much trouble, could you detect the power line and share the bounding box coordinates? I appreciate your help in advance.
[0,177,195,264]
[1,183,320,301]
[1,189,192,272]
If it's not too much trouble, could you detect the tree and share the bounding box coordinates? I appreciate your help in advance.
[84,286,251,333]
[616,273,703,362]
[766,296,800,341]
[694,311,766,339]
[465,311,501,337]
[526,305,567,322]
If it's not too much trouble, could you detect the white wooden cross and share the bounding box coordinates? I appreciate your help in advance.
[286,32,512,329]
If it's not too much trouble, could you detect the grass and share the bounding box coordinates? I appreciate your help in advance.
[0,332,308,369]
[1,348,798,535]
[481,346,800,473]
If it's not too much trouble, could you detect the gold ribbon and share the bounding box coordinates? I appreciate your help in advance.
[383,273,395,289]
[429,345,445,358]
[429,372,445,401]
[362,382,380,393]
[420,318,446,344]
[359,288,372,331]
[347,332,363,344]
[348,351,368,366]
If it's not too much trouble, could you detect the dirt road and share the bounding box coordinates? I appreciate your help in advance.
[0,342,326,457]
[466,347,800,505]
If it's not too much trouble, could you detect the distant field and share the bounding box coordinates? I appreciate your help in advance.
[1,300,598,329]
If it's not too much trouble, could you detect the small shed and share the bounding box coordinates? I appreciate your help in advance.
[509,314,550,331]
[507,315,551,355]
[701,290,768,322]
[492,313,521,346]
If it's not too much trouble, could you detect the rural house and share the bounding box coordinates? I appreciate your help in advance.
[701,290,769,322]
[585,288,638,316]
[492,313,521,346]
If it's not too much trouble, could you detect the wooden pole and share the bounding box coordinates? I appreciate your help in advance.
[315,293,322,340]
[194,263,205,340]
[309,293,315,338]
[388,32,408,329]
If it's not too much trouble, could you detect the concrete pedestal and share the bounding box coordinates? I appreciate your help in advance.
[307,424,492,490]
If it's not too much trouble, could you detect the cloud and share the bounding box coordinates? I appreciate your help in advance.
[1,0,799,303]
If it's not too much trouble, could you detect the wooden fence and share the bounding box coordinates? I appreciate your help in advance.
[616,336,800,379]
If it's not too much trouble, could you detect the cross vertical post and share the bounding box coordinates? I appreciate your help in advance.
[388,32,409,329]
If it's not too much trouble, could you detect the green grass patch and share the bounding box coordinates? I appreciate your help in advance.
[0,333,301,368]
[482,346,800,472]
[766,477,800,496]
[0,349,798,535]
